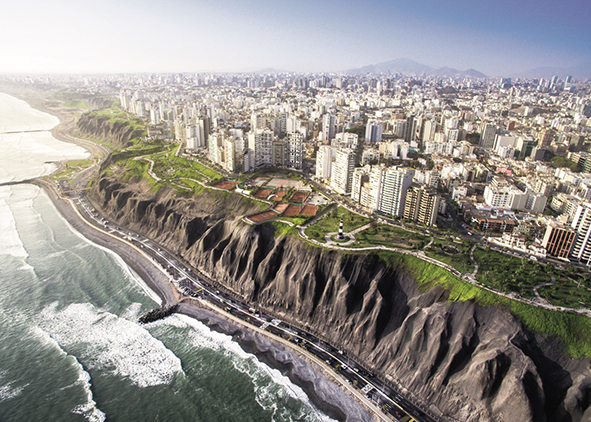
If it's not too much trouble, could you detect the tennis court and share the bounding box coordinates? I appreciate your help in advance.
[264,178,299,189]
[290,191,309,204]
[253,188,273,199]
[248,211,278,222]
[252,177,269,186]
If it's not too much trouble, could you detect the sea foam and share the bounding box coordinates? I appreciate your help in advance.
[156,314,336,422]
[0,187,28,258]
[37,302,183,388]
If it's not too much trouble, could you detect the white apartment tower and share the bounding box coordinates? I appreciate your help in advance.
[331,148,356,194]
[224,138,236,172]
[208,133,224,165]
[322,114,336,141]
[377,167,415,217]
[571,202,591,264]
[248,129,274,168]
[286,131,304,169]
[316,145,336,180]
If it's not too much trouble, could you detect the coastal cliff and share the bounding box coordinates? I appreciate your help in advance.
[90,175,591,422]
[77,113,144,147]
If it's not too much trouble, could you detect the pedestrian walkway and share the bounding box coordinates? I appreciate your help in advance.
[323,223,373,246]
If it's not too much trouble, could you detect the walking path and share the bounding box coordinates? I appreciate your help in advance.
[133,156,161,182]
[533,274,555,305]
[323,223,373,246]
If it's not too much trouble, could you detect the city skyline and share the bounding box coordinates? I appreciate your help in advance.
[1,0,590,77]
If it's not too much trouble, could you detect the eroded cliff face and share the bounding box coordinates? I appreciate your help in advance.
[91,176,591,422]
[77,113,143,147]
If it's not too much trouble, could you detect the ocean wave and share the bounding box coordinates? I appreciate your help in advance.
[70,357,106,422]
[157,314,336,422]
[0,371,26,403]
[39,189,162,306]
[37,302,183,388]
[17,263,35,271]
[120,302,144,321]
[0,188,28,258]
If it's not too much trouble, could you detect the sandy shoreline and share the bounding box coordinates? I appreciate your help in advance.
[2,88,383,422]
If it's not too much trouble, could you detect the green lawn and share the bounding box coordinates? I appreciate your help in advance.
[353,224,430,249]
[474,248,552,300]
[269,221,300,238]
[539,274,591,309]
[424,239,475,274]
[304,207,370,243]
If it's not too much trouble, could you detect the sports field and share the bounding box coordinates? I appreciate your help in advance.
[265,178,299,188]
[212,180,238,190]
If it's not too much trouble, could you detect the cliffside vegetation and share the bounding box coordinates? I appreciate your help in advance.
[380,250,591,358]
[76,105,147,148]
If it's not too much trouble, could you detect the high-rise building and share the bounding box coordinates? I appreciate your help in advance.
[570,202,591,264]
[542,223,576,260]
[316,146,336,180]
[248,129,274,168]
[150,108,160,125]
[208,133,224,165]
[515,136,538,159]
[243,149,255,172]
[365,122,383,143]
[331,148,356,194]
[285,131,304,169]
[420,120,437,142]
[392,119,407,138]
[224,138,236,172]
[479,123,497,149]
[376,167,415,217]
[351,167,370,203]
[271,139,285,167]
[404,115,418,143]
[538,129,555,147]
[322,114,336,141]
[403,184,441,226]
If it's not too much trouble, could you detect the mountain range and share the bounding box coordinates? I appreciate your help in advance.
[345,58,487,78]
[346,58,591,80]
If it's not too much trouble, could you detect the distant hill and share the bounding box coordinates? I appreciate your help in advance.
[511,63,591,80]
[347,58,433,75]
[346,58,487,78]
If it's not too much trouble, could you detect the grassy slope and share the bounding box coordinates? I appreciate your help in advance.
[378,250,591,358]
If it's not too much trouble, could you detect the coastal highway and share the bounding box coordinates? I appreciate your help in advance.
[71,192,438,422]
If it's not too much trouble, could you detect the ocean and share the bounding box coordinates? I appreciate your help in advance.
[0,93,337,422]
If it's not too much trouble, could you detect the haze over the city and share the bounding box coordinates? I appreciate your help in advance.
[1,0,590,76]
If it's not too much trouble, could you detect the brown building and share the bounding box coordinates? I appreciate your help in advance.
[542,223,576,259]
[403,184,441,226]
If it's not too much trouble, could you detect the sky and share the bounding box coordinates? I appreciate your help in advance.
[1,0,590,76]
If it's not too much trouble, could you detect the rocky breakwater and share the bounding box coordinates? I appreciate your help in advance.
[91,176,591,422]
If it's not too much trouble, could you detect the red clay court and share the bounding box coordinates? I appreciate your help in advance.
[212,180,238,190]
[283,204,303,217]
[272,191,287,201]
[248,210,278,222]
[300,205,318,216]
[290,191,309,203]
[253,188,273,199]
[273,203,289,213]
